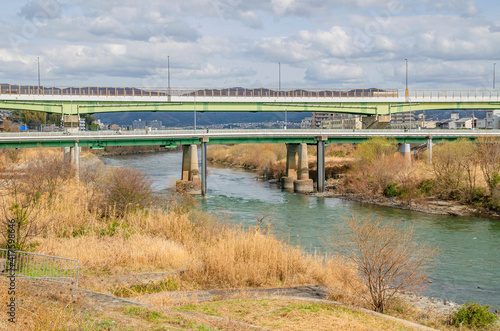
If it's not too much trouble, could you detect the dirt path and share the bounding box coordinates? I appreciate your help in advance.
[136,284,331,305]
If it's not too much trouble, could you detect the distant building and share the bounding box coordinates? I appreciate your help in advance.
[390,120,436,130]
[146,120,162,130]
[301,112,352,129]
[323,117,363,130]
[79,117,85,131]
[390,111,415,125]
[476,110,500,129]
[300,117,313,129]
[95,118,106,130]
[133,119,146,130]
[436,112,474,129]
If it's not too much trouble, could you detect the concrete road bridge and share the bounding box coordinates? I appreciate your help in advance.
[2,85,500,116]
[1,129,499,196]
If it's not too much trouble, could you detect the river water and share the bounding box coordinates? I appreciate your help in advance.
[101,150,500,308]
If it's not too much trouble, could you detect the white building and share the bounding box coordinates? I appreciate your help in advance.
[436,113,474,129]
[476,110,500,129]
[390,111,415,124]
[322,117,363,130]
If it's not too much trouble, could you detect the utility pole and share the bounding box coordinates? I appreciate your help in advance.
[37,57,41,94]
[167,56,171,102]
[494,63,496,90]
[278,62,281,97]
[405,59,408,100]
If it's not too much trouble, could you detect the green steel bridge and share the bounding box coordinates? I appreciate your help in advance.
[1,84,500,116]
[0,129,498,149]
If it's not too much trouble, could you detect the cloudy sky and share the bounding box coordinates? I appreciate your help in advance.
[1,0,500,90]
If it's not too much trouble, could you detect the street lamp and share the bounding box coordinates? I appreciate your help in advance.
[284,108,287,130]
[167,55,171,102]
[37,57,41,94]
[494,63,496,90]
[278,62,281,97]
[405,59,408,100]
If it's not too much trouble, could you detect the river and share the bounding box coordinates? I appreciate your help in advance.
[101,150,500,308]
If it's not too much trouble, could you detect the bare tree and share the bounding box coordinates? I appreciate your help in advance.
[477,137,500,194]
[1,170,42,251]
[0,151,70,250]
[332,215,438,313]
[101,167,154,216]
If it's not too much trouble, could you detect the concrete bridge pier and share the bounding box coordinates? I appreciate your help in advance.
[316,136,327,193]
[177,144,201,194]
[200,137,209,196]
[63,147,72,163]
[293,143,314,193]
[427,136,433,164]
[282,143,299,190]
[74,140,80,181]
[398,143,411,163]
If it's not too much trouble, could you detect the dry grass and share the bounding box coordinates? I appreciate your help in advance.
[1,149,359,295]
[208,144,286,170]
[176,298,422,330]
[208,143,354,180]
[0,278,250,330]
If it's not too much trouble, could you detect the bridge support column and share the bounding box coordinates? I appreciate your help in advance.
[427,136,433,164]
[74,140,80,181]
[398,143,411,163]
[282,143,299,190]
[200,137,209,197]
[63,147,71,163]
[177,144,201,194]
[294,143,314,193]
[70,147,75,164]
[316,136,327,193]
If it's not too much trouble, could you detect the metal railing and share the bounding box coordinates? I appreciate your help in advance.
[1,128,500,139]
[2,84,500,101]
[0,84,399,98]
[0,248,79,287]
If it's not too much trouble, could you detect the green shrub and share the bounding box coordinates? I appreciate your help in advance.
[383,182,400,198]
[448,301,497,329]
[418,179,434,196]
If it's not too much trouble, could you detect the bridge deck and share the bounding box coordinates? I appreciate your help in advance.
[2,85,500,115]
[0,129,498,149]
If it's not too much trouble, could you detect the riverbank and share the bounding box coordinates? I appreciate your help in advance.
[88,145,181,156]
[312,189,500,218]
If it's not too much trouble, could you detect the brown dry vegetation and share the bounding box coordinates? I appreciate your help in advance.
[0,148,484,330]
[208,143,354,180]
[0,148,360,289]
[342,137,500,213]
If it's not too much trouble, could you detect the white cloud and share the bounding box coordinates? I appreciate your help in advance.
[305,62,364,83]
[0,0,497,88]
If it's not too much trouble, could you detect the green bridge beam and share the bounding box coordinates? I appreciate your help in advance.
[0,131,490,149]
[1,100,500,116]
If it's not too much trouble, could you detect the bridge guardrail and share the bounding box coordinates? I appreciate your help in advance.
[2,128,500,139]
[2,84,500,101]
[0,84,399,98]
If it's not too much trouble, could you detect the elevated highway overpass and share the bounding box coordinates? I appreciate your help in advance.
[1,85,500,116]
